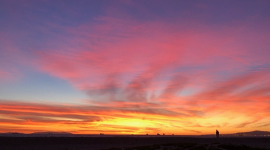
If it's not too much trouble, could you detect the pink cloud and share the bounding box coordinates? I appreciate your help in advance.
[0,68,19,82]
[33,17,269,102]
[0,69,10,80]
[1,12,270,134]
[34,19,217,86]
[31,17,270,121]
[0,32,28,81]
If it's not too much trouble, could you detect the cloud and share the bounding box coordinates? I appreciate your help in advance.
[0,99,193,134]
[183,129,201,134]
[235,119,262,128]
[0,31,29,81]
[1,1,270,134]
[24,17,270,134]
[0,69,11,80]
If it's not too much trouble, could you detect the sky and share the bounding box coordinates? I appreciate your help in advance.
[1,0,270,135]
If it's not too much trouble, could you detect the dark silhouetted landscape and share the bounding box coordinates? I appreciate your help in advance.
[1,131,270,150]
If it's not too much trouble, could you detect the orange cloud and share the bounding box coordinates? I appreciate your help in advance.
[1,4,270,135]
[10,17,265,134]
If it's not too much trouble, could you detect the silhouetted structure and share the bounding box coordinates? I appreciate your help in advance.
[216,129,219,138]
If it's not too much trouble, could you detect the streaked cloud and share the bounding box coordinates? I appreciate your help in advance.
[1,0,270,134]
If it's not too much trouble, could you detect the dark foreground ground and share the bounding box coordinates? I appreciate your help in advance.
[0,137,270,150]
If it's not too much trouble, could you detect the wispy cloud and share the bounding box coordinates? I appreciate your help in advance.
[16,17,270,133]
[1,1,270,134]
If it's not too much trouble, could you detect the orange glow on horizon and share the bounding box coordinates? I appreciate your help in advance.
[1,99,270,135]
[1,0,270,136]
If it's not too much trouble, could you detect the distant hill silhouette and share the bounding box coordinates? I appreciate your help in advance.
[31,132,72,135]
[200,130,270,137]
[0,132,24,134]
[235,130,270,136]
[1,130,270,137]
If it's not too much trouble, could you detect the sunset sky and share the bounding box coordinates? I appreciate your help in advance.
[1,0,270,135]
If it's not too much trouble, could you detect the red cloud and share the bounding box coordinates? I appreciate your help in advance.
[1,11,270,134]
